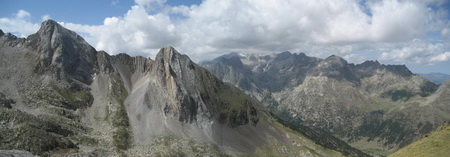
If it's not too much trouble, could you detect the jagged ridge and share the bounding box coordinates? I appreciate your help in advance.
[0,20,357,156]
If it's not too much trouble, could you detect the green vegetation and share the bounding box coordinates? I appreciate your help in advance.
[419,81,438,97]
[253,120,344,157]
[24,81,93,110]
[108,75,128,103]
[390,123,450,157]
[0,109,76,155]
[197,68,259,127]
[49,81,93,109]
[270,111,370,157]
[24,87,61,107]
[380,89,414,101]
[107,74,131,150]
[217,85,249,111]
[111,103,131,150]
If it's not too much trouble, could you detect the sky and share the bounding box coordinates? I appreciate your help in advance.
[0,0,449,74]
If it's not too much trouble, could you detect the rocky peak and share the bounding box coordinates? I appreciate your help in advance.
[274,51,293,61]
[354,60,415,78]
[154,46,185,75]
[297,52,307,58]
[37,20,63,35]
[27,20,83,50]
[220,55,245,68]
[385,64,413,77]
[311,55,360,82]
[360,60,381,67]
[153,46,197,88]
[0,32,25,47]
[26,20,98,84]
[353,60,382,77]
[220,52,241,59]
[323,55,348,67]
[155,46,178,62]
[112,53,152,74]
[205,52,242,65]
[96,50,114,73]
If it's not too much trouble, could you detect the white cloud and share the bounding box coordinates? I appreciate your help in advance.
[16,10,31,19]
[0,10,39,37]
[430,52,450,62]
[135,0,167,12]
[379,39,449,64]
[41,15,51,21]
[0,0,449,66]
[369,0,428,42]
[62,5,179,56]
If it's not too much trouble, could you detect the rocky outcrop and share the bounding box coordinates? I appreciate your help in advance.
[0,92,14,109]
[0,150,35,157]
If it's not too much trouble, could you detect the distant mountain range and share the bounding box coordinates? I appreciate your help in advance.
[0,20,368,156]
[202,52,450,156]
[418,72,450,84]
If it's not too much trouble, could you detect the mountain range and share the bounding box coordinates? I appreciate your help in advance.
[1,19,449,157]
[418,72,450,84]
[201,52,450,156]
[0,20,371,156]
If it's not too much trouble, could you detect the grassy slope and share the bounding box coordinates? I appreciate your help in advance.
[390,124,450,157]
[254,120,344,157]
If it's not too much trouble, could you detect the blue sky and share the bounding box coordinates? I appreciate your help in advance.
[0,0,449,74]
[0,0,202,25]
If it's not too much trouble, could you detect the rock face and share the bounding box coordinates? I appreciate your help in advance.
[0,150,35,157]
[202,52,449,155]
[0,20,365,156]
[26,20,98,84]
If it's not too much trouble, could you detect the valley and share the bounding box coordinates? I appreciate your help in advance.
[202,52,450,156]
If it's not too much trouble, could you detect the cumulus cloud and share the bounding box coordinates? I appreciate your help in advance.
[379,39,450,64]
[430,52,450,62]
[59,5,179,57]
[0,0,449,67]
[0,10,39,37]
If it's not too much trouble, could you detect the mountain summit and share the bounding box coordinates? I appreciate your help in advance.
[0,20,368,156]
[26,19,97,84]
